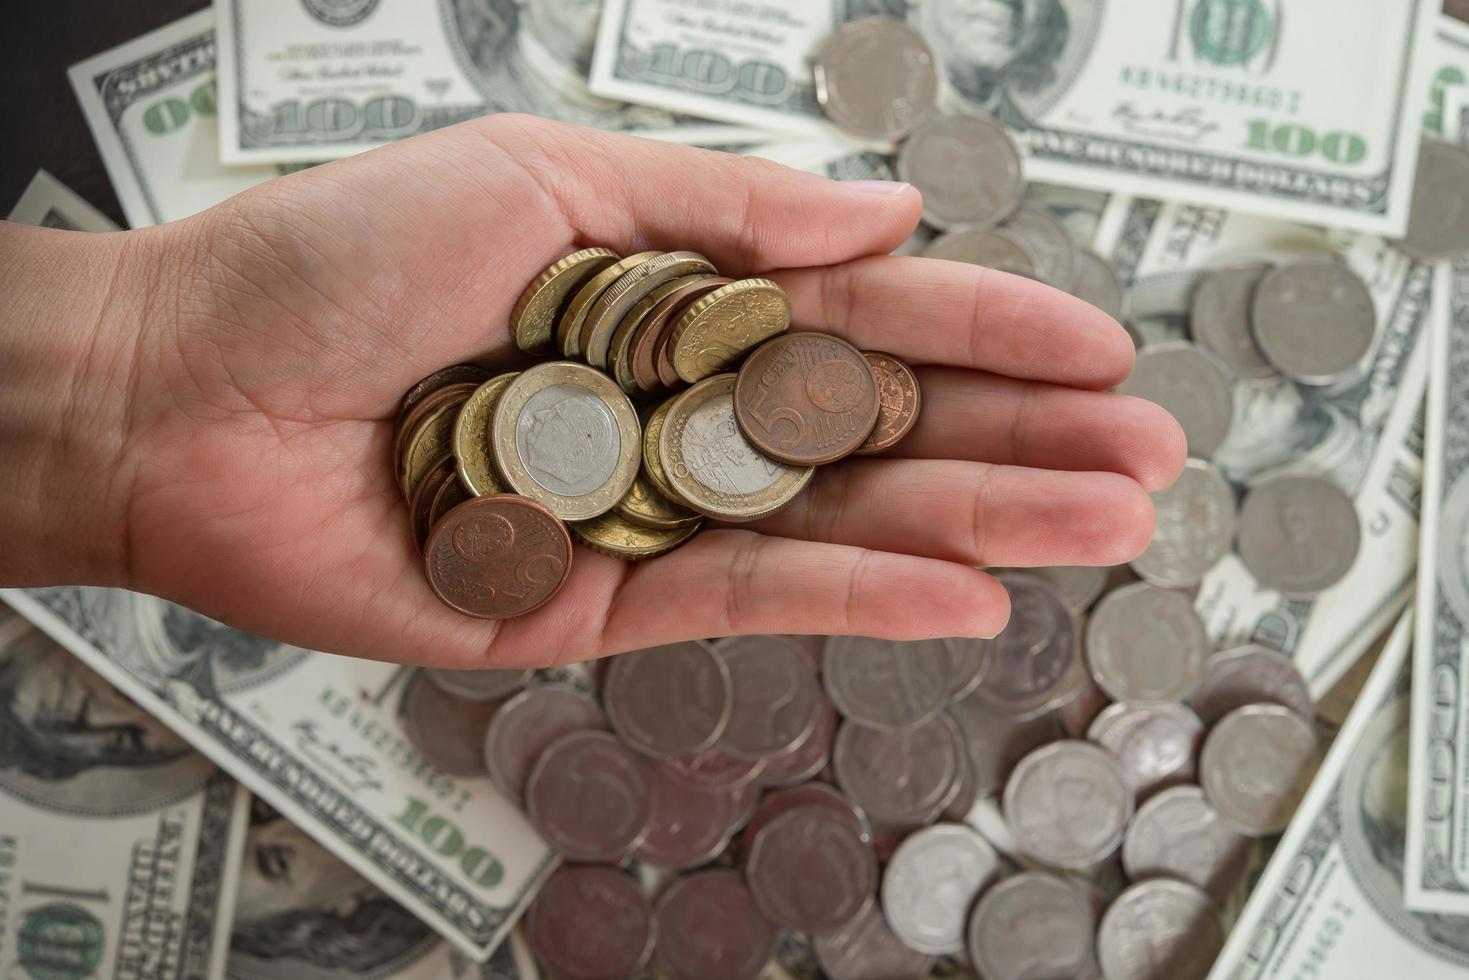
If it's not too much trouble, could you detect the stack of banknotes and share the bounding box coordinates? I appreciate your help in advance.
[8,2,1469,977]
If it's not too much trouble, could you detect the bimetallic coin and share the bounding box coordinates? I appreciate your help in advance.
[1131,458,1235,589]
[734,333,880,466]
[1072,248,1128,321]
[632,276,731,392]
[482,686,607,804]
[1000,205,1079,290]
[654,870,774,980]
[1003,740,1132,868]
[572,508,701,560]
[669,279,792,383]
[582,251,716,369]
[881,825,999,955]
[1121,785,1250,901]
[424,665,529,703]
[525,866,655,980]
[714,635,821,760]
[1237,474,1361,595]
[399,670,501,777]
[1085,583,1208,703]
[510,247,619,354]
[396,364,489,431]
[832,713,964,826]
[1189,644,1315,726]
[490,361,641,521]
[813,904,934,980]
[854,351,921,454]
[1392,140,1469,261]
[746,806,877,937]
[1086,701,1204,799]
[1096,879,1223,980]
[1190,263,1275,379]
[453,373,518,496]
[525,730,653,861]
[1200,703,1322,836]
[612,472,699,531]
[634,764,734,870]
[923,226,1037,276]
[423,495,572,619]
[897,114,1023,230]
[969,574,1082,717]
[1251,259,1376,385]
[1115,343,1234,458]
[814,16,937,141]
[756,698,838,787]
[397,383,476,500]
[557,250,659,358]
[604,641,731,758]
[966,871,1098,980]
[947,692,1062,795]
[823,636,951,732]
[660,374,815,522]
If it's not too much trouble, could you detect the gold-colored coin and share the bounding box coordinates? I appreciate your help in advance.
[490,361,642,521]
[573,509,702,560]
[608,274,710,396]
[641,397,681,502]
[659,374,814,522]
[668,279,791,383]
[557,251,659,359]
[395,382,479,488]
[615,472,701,530]
[582,251,717,370]
[452,373,519,495]
[511,248,619,354]
[399,386,473,502]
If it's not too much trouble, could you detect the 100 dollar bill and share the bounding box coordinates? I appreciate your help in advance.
[591,0,1438,235]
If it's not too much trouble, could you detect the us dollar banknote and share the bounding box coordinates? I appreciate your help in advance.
[213,0,753,164]
[0,602,250,980]
[1208,613,1469,978]
[1421,11,1469,138]
[0,586,566,963]
[1093,194,1431,698]
[8,169,118,231]
[591,0,1439,235]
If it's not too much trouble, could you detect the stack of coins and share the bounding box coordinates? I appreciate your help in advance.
[394,248,921,619]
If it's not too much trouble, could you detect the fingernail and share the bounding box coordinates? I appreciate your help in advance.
[843,179,912,196]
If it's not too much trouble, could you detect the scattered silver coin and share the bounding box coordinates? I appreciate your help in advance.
[1000,204,1079,289]
[1072,248,1128,321]
[1086,701,1205,799]
[525,866,655,980]
[968,574,1083,718]
[1121,785,1251,901]
[966,871,1099,980]
[1130,458,1235,589]
[922,226,1037,276]
[942,636,990,702]
[881,824,1000,955]
[1201,703,1322,836]
[1236,474,1361,595]
[423,666,530,702]
[1003,740,1132,868]
[832,713,965,826]
[813,904,935,980]
[756,697,837,787]
[1188,644,1315,726]
[823,636,950,732]
[1190,262,1276,380]
[655,869,774,980]
[746,806,877,937]
[1115,342,1234,458]
[482,685,607,804]
[400,669,502,778]
[1251,258,1376,385]
[604,641,731,757]
[742,781,874,852]
[1391,139,1469,261]
[897,113,1024,230]
[1096,878,1223,980]
[814,16,937,142]
[634,762,734,870]
[714,635,821,760]
[1085,582,1209,703]
[947,692,1063,795]
[525,730,652,861]
[658,745,766,791]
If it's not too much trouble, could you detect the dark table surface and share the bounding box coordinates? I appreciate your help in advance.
[3,0,208,226]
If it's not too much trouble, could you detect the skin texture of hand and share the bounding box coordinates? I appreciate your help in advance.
[0,114,1185,669]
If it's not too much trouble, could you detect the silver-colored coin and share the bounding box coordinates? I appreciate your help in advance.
[658,745,765,791]
[1121,785,1250,901]
[1072,248,1128,321]
[1200,703,1322,836]
[756,698,838,787]
[823,636,950,732]
[424,666,530,703]
[1190,262,1276,380]
[604,641,731,758]
[897,113,1024,230]
[1000,205,1079,290]
[1085,582,1208,703]
[1086,701,1204,799]
[967,871,1098,980]
[946,692,1062,795]
[969,574,1082,718]
[655,869,775,980]
[482,686,607,804]
[813,904,934,980]
[940,744,979,822]
[814,16,937,142]
[741,781,874,853]
[1002,740,1132,868]
[746,806,877,937]
[1096,879,1223,980]
[881,825,1000,955]
[1251,259,1376,385]
[400,670,501,778]
[1115,342,1234,458]
[633,763,734,870]
[832,713,965,826]
[942,636,989,701]
[1237,474,1360,595]
[1188,644,1315,727]
[714,635,821,760]
[1020,565,1109,616]
[1391,139,1469,261]
[1131,458,1235,589]
[922,226,1036,277]
[525,730,653,862]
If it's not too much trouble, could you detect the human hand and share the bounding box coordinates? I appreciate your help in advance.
[0,114,1184,668]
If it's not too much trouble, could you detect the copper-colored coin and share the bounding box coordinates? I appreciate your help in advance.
[429,469,471,526]
[396,364,490,431]
[655,296,699,389]
[557,251,660,359]
[608,274,710,395]
[854,351,922,455]
[633,276,732,392]
[510,248,619,354]
[396,383,477,500]
[668,279,792,383]
[423,495,573,619]
[409,456,455,553]
[733,333,881,466]
[582,251,716,370]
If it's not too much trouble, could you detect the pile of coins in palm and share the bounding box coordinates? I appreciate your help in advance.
[393,249,920,619]
[400,575,1325,980]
